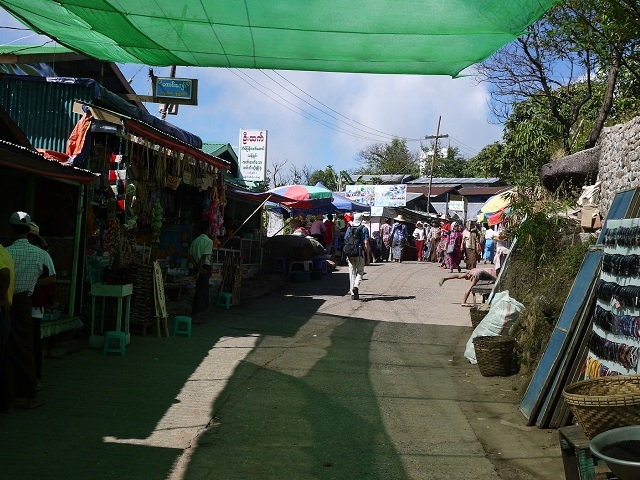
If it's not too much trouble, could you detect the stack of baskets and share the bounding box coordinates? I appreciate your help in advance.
[470,306,489,329]
[473,335,516,377]
[562,375,640,439]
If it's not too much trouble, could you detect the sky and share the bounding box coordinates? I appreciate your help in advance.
[0,10,505,176]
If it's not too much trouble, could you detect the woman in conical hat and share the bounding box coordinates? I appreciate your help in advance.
[389,215,408,262]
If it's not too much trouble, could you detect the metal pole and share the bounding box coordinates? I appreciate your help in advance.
[426,116,441,214]
[160,65,176,120]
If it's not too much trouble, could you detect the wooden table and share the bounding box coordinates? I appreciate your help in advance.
[559,425,614,480]
[89,283,133,348]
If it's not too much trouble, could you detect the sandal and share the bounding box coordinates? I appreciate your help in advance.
[438,278,445,287]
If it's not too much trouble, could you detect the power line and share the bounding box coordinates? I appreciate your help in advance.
[269,70,407,141]
[228,69,384,142]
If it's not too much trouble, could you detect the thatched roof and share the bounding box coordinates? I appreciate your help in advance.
[541,146,601,192]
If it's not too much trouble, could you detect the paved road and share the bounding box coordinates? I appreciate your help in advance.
[0,260,564,479]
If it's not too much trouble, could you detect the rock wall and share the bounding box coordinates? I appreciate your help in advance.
[597,115,640,215]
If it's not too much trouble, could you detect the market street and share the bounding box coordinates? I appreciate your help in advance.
[0,260,564,479]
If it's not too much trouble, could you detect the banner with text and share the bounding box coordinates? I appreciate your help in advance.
[344,184,407,207]
[239,129,268,181]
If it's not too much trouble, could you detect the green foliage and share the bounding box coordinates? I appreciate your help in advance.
[463,142,504,178]
[431,146,466,177]
[308,165,338,191]
[353,138,419,177]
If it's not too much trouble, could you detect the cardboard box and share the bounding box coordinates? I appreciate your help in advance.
[581,206,602,230]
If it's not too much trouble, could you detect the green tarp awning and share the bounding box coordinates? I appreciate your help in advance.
[0,0,557,76]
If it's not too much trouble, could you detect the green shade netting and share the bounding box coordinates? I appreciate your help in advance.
[0,0,557,76]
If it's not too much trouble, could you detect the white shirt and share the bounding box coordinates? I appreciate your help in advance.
[413,227,427,241]
[484,228,495,240]
[6,238,48,295]
[190,234,213,266]
[32,251,56,319]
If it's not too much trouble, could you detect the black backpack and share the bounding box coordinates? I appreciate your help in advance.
[343,225,364,257]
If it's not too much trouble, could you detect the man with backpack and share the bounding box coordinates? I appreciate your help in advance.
[343,213,370,300]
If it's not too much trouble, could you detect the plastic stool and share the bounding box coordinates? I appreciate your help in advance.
[173,315,192,337]
[289,260,313,274]
[103,331,126,356]
[217,292,233,309]
[311,256,328,275]
[273,256,287,274]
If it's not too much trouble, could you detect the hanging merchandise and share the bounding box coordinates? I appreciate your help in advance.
[151,199,164,244]
[587,217,640,378]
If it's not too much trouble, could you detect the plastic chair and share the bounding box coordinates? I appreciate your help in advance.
[103,331,126,357]
[217,292,233,309]
[172,315,192,337]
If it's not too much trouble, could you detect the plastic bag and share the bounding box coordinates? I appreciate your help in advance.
[464,290,525,364]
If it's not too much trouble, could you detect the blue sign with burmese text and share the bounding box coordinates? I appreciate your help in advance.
[155,78,194,100]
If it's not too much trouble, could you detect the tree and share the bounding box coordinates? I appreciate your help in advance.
[308,166,338,191]
[550,0,640,148]
[477,0,640,154]
[464,97,566,186]
[463,142,505,179]
[353,138,419,177]
[476,19,594,156]
[266,158,293,188]
[430,146,466,178]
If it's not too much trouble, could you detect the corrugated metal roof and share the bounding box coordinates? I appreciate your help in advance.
[347,174,415,184]
[0,75,203,153]
[0,140,97,184]
[408,177,501,185]
[0,76,94,152]
[458,186,512,196]
[202,142,238,162]
[407,185,460,196]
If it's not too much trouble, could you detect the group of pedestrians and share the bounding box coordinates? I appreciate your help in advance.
[1,211,56,413]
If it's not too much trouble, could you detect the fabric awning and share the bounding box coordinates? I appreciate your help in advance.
[1,1,557,77]
[74,102,229,171]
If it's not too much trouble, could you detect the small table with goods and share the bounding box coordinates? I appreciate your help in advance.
[89,282,133,348]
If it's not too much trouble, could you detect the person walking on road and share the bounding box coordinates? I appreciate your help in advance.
[413,221,427,261]
[389,215,408,262]
[379,218,392,262]
[189,220,213,324]
[2,211,46,411]
[344,213,370,300]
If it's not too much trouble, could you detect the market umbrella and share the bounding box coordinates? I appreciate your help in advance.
[267,184,333,210]
[331,192,370,212]
[479,189,516,214]
[268,184,333,201]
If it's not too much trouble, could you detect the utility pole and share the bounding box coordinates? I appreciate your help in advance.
[160,65,177,120]
[425,116,448,215]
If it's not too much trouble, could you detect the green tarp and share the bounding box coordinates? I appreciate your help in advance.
[0,0,557,77]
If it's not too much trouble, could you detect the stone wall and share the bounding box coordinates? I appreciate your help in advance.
[597,115,640,215]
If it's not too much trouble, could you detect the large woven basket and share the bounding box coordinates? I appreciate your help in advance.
[562,375,640,439]
[473,336,515,377]
[470,307,489,329]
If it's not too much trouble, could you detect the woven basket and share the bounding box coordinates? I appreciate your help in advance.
[470,307,489,329]
[473,336,515,377]
[562,375,640,439]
